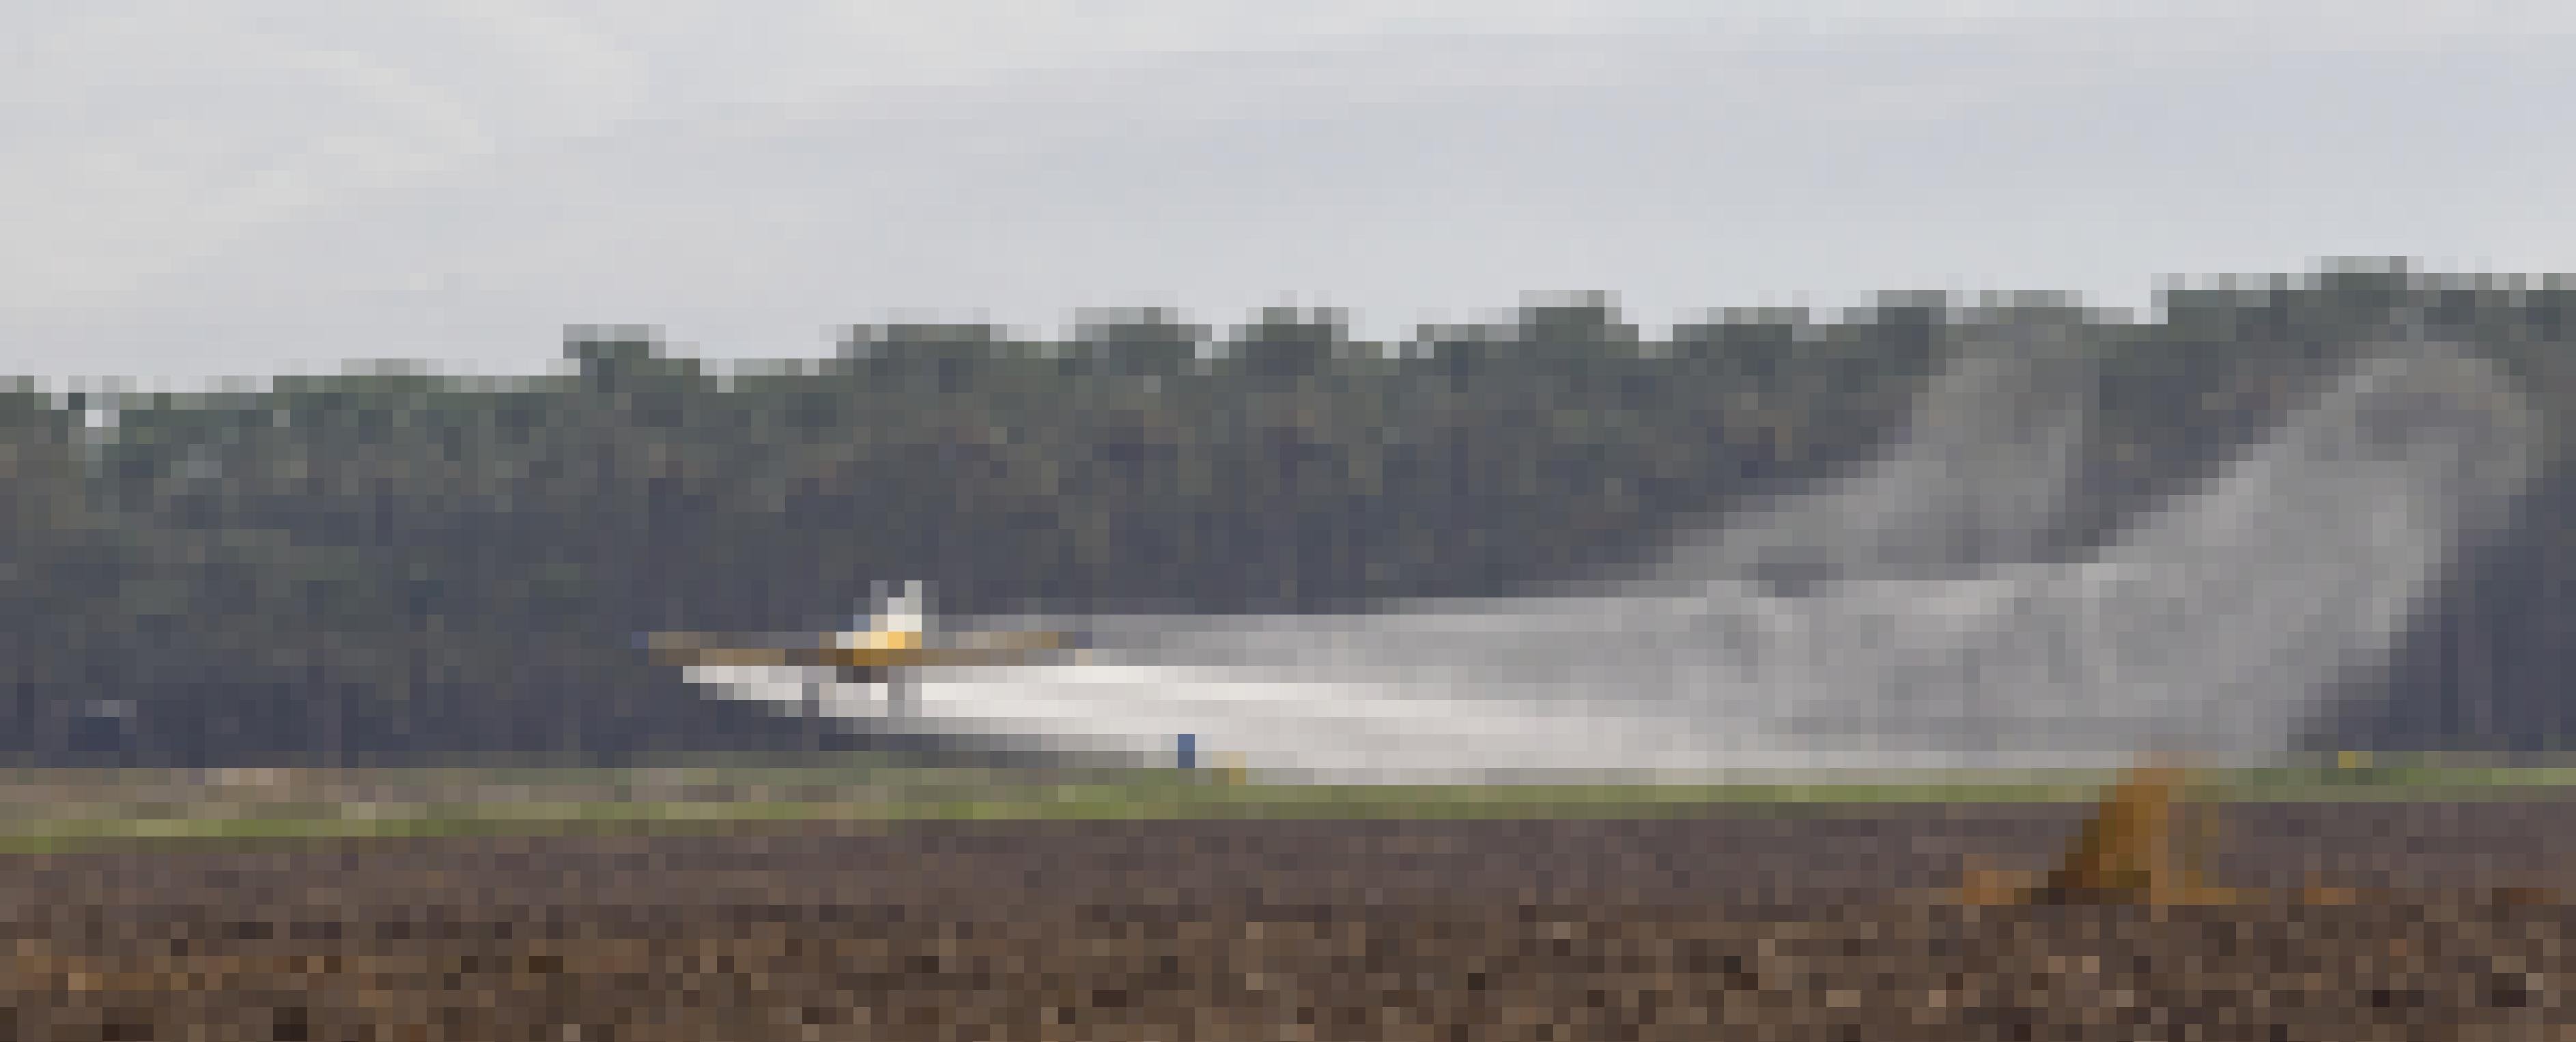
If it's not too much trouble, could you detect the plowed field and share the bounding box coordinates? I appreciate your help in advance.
[3,802,2574,1041]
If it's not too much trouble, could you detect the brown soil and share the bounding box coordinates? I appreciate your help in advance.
[6,785,2576,1040]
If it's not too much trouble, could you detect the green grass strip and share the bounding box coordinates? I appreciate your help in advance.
[3,770,2576,854]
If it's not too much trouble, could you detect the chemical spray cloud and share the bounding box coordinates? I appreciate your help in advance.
[701,335,2540,783]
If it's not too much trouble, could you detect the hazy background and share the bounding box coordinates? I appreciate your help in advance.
[8,1,2575,383]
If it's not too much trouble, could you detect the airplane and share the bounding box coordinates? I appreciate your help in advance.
[638,580,1079,723]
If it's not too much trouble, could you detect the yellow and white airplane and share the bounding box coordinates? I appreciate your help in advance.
[638,581,1077,720]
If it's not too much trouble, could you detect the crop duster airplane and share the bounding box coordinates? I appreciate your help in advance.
[639,581,1079,724]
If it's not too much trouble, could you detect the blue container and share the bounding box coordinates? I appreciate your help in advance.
[1177,733,1197,770]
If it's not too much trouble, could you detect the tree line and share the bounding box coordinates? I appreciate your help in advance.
[1,264,2571,765]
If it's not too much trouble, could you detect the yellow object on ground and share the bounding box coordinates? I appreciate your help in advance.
[1955,756,2250,907]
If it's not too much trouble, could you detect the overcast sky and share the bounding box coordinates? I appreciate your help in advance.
[6,1,2572,384]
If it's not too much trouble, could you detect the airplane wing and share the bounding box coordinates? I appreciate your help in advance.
[642,628,1076,671]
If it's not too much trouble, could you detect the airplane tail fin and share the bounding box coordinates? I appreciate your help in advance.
[862,580,931,636]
